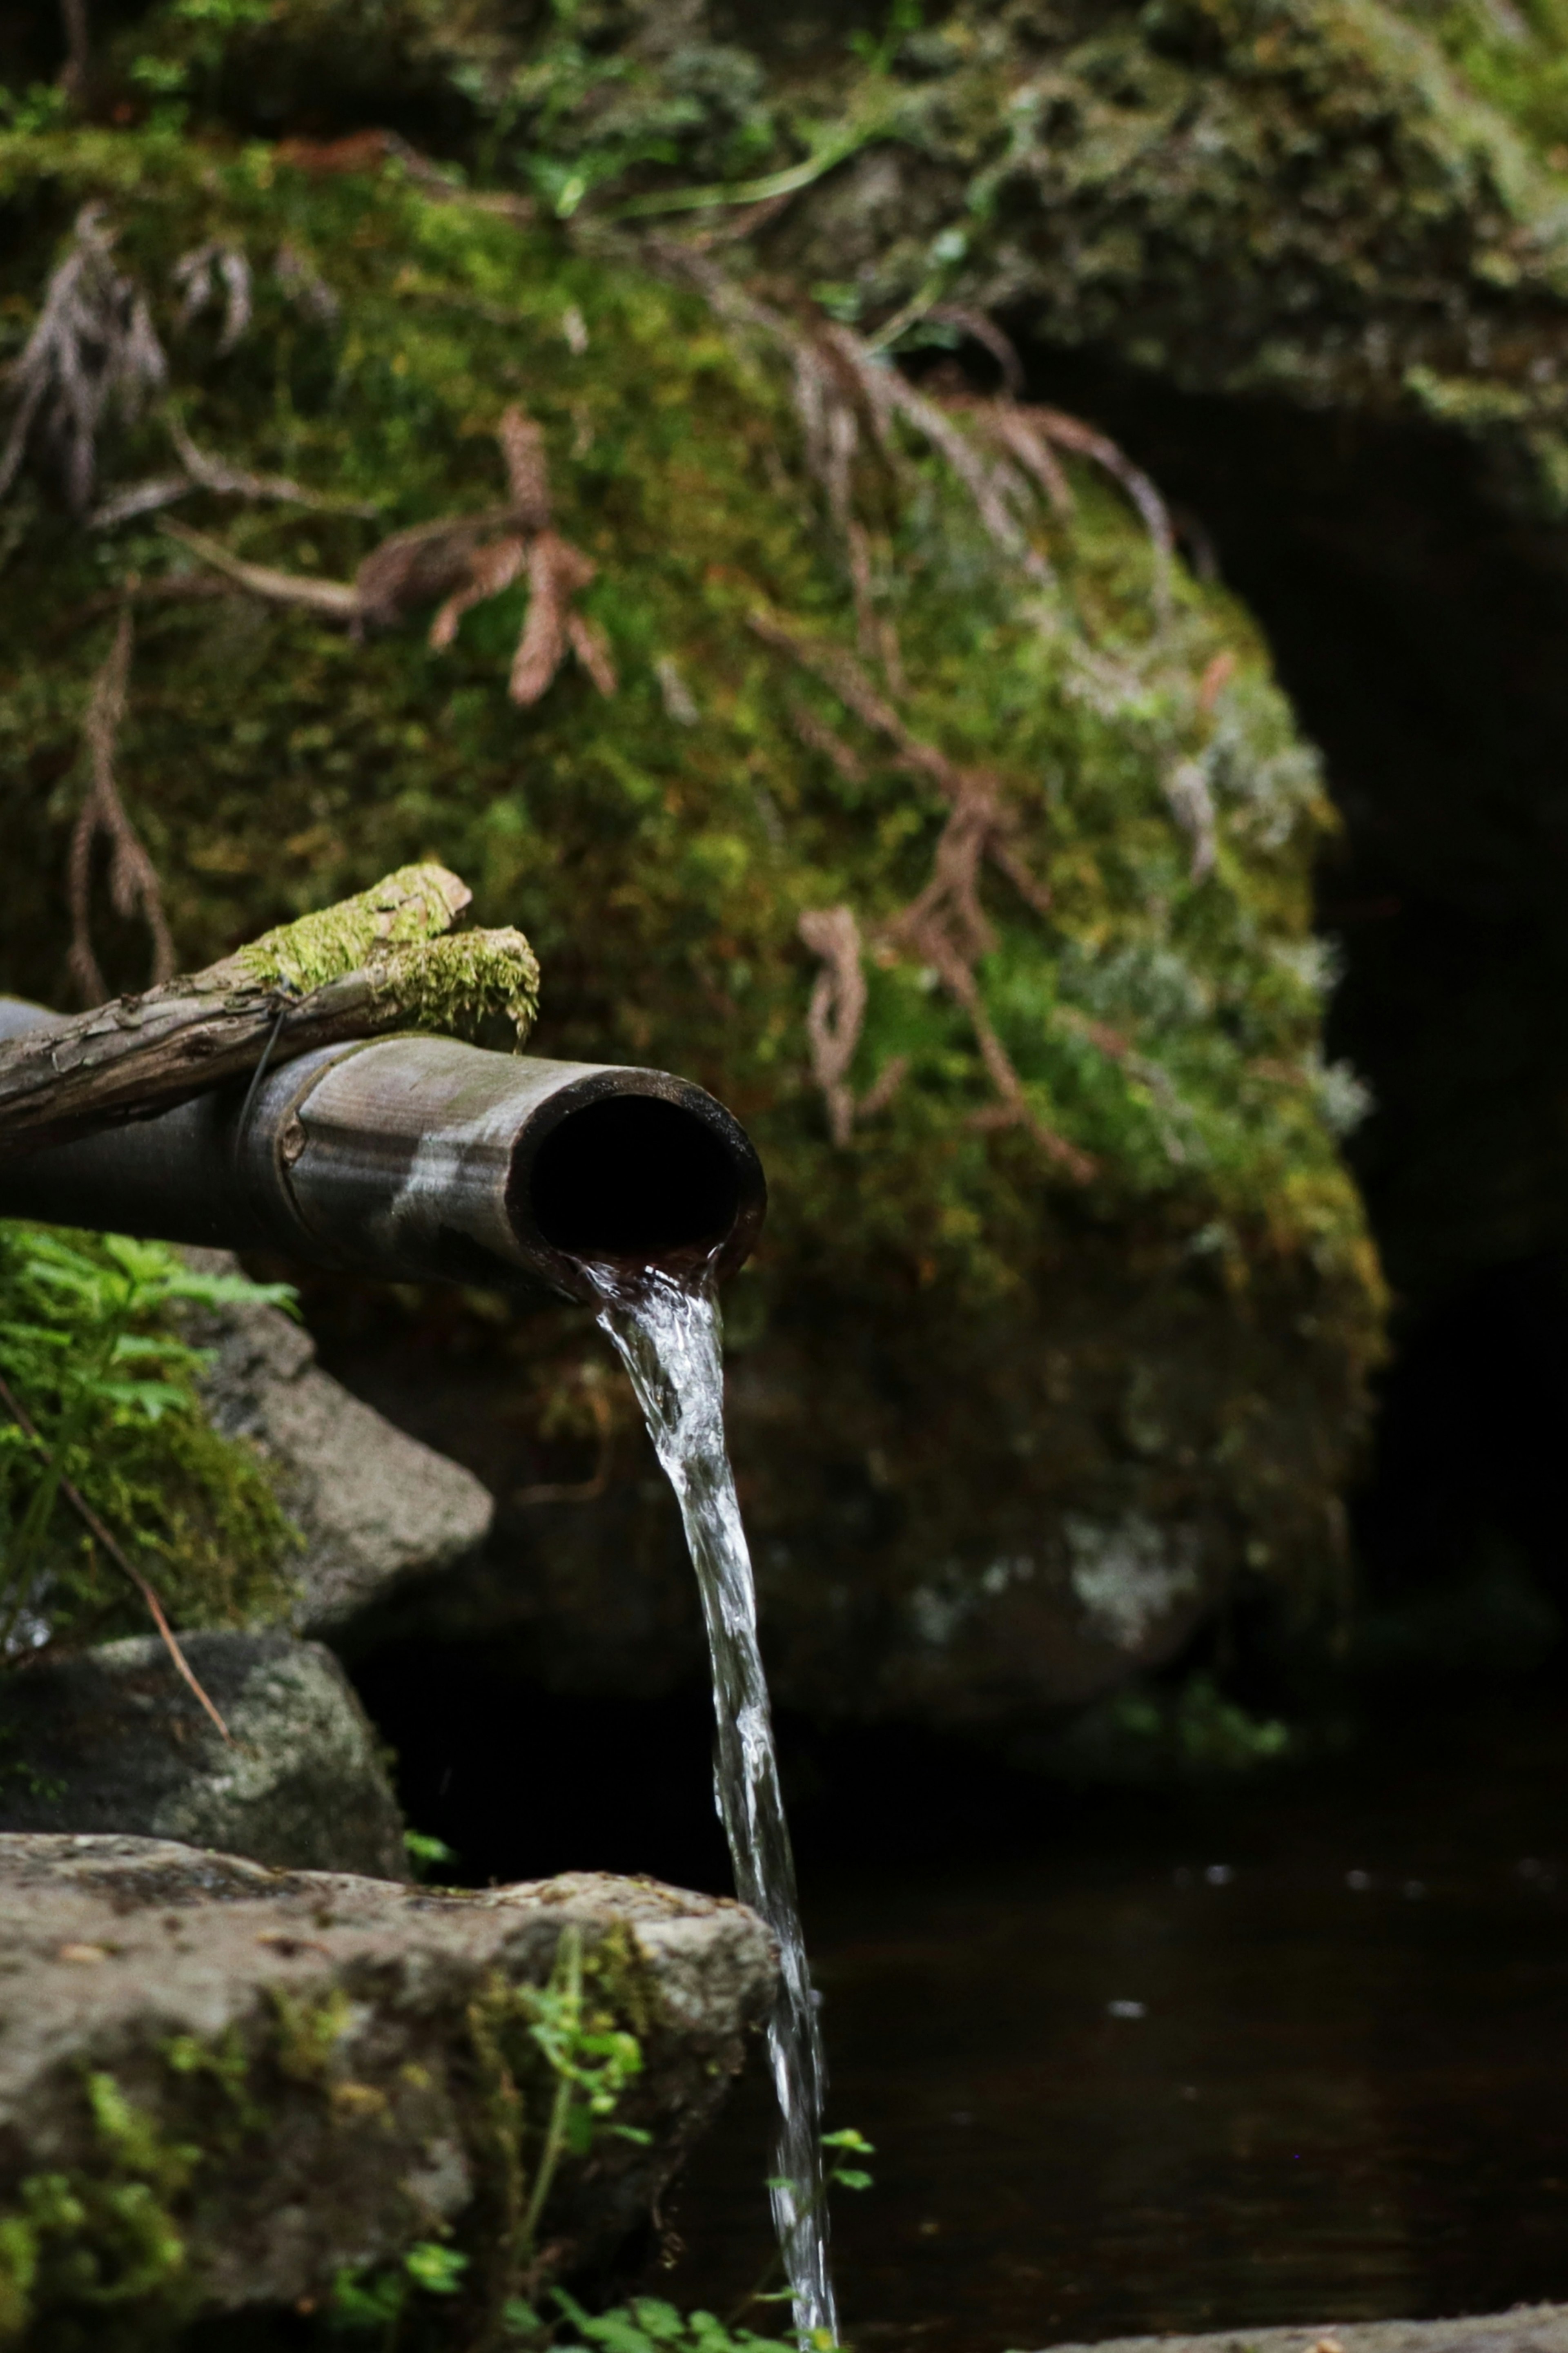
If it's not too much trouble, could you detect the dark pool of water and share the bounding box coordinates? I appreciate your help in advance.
[352,1642,1568,2353]
[653,1691,1568,2353]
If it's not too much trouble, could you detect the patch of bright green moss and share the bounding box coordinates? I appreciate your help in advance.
[0,1223,299,1655]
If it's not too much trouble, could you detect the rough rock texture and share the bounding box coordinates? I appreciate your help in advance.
[0,1633,407,1878]
[1037,2311,1568,2353]
[181,1252,494,1633]
[0,1835,775,2343]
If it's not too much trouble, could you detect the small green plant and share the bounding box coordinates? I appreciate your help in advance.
[327,1923,654,2348]
[0,2069,206,2335]
[0,83,69,133]
[0,1222,299,1655]
[405,1827,461,1880]
[328,2239,471,2333]
[726,2128,873,2340]
[846,0,923,76]
[547,2290,800,2351]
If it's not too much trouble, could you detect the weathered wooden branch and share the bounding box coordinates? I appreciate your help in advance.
[0,863,541,1157]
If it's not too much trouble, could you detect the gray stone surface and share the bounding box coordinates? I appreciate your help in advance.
[0,1631,407,1876]
[1037,2313,1568,2353]
[181,1250,494,1631]
[0,1834,774,2335]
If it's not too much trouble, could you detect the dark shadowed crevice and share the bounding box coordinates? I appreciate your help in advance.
[1005,343,1568,1615]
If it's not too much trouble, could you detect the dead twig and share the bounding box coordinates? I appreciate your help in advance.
[160,404,611,705]
[790,701,865,783]
[797,907,868,1147]
[925,306,1025,398]
[90,414,381,532]
[171,242,252,353]
[760,615,1087,1173]
[0,1371,233,1742]
[956,395,1175,613]
[0,206,167,513]
[67,607,176,1006]
[58,0,90,103]
[159,516,361,616]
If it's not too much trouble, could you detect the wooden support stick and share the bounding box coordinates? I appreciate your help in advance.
[0,864,541,1156]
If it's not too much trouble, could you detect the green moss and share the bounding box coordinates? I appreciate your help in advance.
[232,860,468,992]
[0,2074,199,2347]
[366,926,541,1048]
[234,862,542,1044]
[0,97,1382,1650]
[81,0,1568,453]
[267,1985,354,2085]
[0,1921,670,2347]
[0,1224,300,1656]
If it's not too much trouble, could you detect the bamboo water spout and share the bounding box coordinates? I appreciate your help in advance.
[0,1001,765,1304]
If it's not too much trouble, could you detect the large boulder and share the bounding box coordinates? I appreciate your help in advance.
[0,1632,407,1878]
[0,1835,775,2345]
[0,80,1382,1733]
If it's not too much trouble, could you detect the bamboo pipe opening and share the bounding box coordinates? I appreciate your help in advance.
[523,1093,744,1262]
[0,1002,766,1300]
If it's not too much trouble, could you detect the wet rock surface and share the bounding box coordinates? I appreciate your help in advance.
[0,1633,407,1878]
[0,1835,775,2340]
[1040,2314,1568,2353]
[182,1251,494,1631]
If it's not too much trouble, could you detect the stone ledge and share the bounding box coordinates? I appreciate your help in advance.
[0,1834,775,2337]
[1035,2312,1568,2353]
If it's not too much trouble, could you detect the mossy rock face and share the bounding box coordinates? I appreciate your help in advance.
[0,104,1381,1719]
[94,0,1568,506]
[0,1836,772,2347]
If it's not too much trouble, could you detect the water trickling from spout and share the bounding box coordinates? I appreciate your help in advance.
[589,1262,837,2349]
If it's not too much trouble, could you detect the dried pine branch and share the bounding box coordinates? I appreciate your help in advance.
[89,415,380,532]
[797,908,867,1147]
[171,242,252,352]
[925,306,1025,398]
[0,207,167,513]
[67,608,176,1007]
[158,404,611,705]
[638,256,1183,1172]
[760,614,1087,1173]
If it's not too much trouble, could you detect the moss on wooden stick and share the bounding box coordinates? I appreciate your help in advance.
[0,865,540,1154]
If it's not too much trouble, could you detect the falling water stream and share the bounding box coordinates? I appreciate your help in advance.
[589,1262,837,2350]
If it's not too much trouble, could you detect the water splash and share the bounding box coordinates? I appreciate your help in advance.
[590,1262,837,2349]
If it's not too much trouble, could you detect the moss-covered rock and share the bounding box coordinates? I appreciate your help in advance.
[0,1835,773,2348]
[90,0,1568,503]
[0,1633,408,1874]
[0,80,1381,1721]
